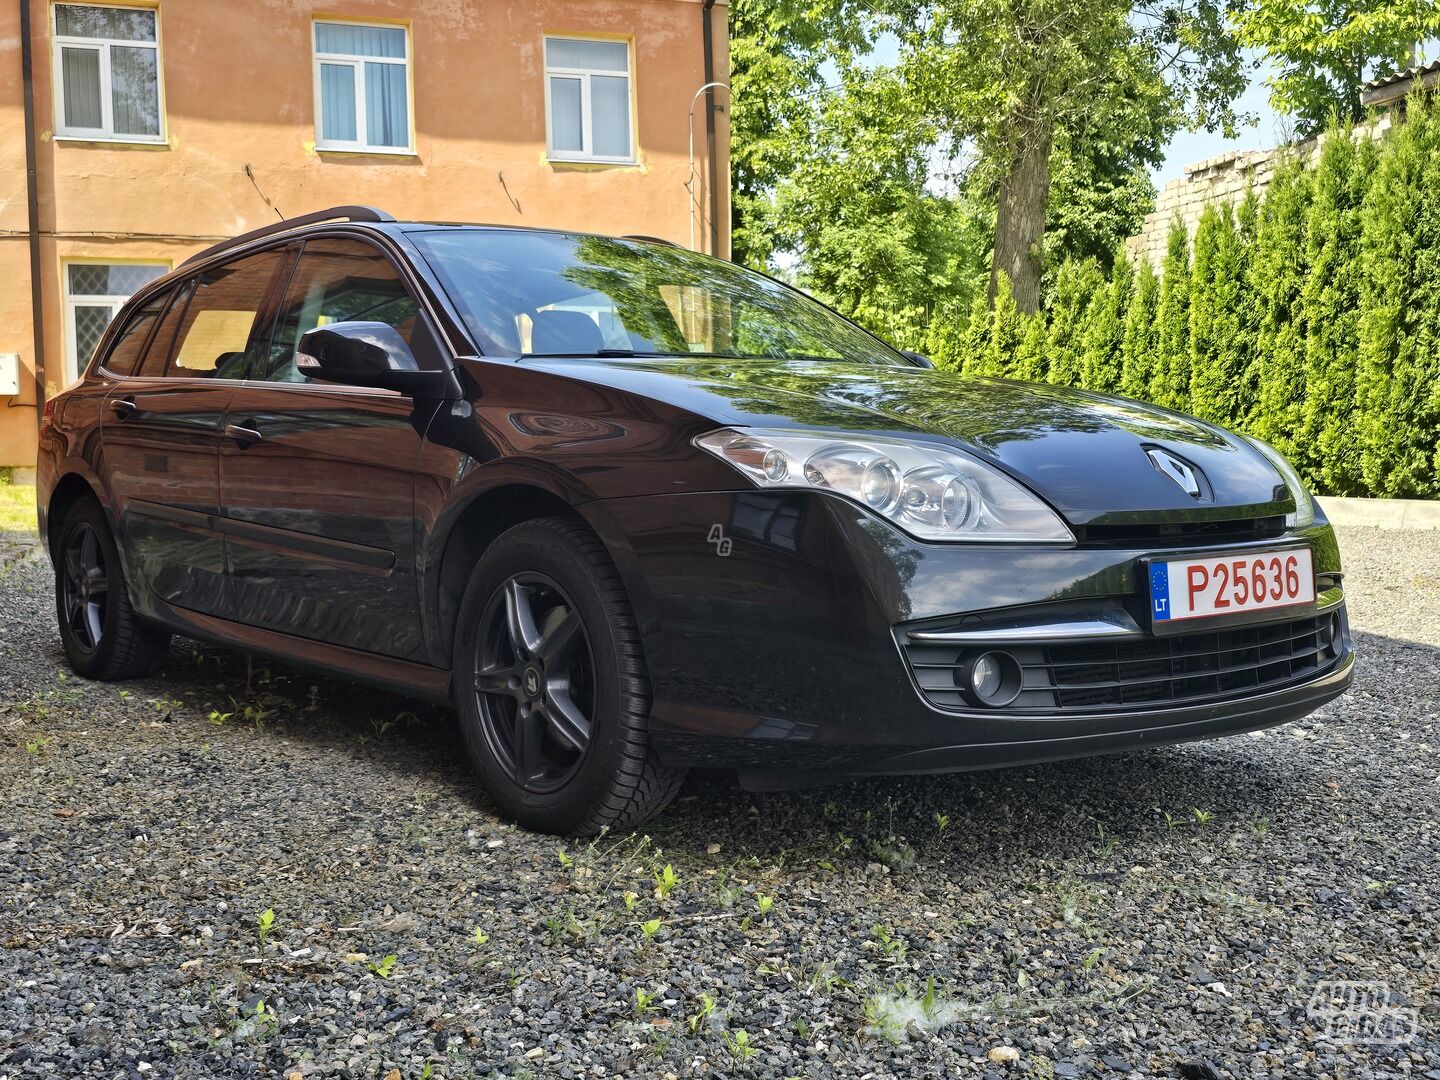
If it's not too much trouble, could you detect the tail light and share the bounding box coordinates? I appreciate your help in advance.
[39,397,56,435]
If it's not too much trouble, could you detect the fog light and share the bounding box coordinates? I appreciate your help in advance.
[1322,612,1342,658]
[959,650,1022,708]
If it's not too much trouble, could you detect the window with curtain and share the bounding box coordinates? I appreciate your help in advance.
[544,37,634,163]
[313,21,411,153]
[53,4,162,141]
[64,261,167,381]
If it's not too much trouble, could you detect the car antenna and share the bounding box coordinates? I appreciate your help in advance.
[244,163,284,221]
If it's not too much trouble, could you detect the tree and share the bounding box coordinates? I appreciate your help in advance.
[1119,259,1161,402]
[1080,254,1135,393]
[895,0,1246,313]
[772,62,991,349]
[1152,220,1193,409]
[1357,91,1440,497]
[1300,128,1377,495]
[1188,196,1259,429]
[727,0,878,269]
[1043,257,1106,386]
[1237,0,1440,136]
[1248,158,1314,464]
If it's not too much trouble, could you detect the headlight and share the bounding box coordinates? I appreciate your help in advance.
[695,428,1074,543]
[1247,438,1315,528]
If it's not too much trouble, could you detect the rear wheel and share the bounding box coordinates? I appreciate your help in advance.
[55,497,169,679]
[454,517,685,835]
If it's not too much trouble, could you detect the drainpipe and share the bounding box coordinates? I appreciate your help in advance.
[701,0,721,257]
[20,0,47,417]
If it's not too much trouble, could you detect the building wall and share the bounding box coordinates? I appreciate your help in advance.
[1125,115,1393,268]
[0,0,731,467]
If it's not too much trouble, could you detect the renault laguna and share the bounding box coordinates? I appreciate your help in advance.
[36,207,1354,835]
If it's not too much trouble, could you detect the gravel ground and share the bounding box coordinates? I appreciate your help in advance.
[0,526,1436,1080]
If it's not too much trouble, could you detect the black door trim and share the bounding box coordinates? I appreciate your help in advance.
[129,499,396,571]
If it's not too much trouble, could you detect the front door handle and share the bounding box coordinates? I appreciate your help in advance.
[224,421,263,448]
[110,397,138,420]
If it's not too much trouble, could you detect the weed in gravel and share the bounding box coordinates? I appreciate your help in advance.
[1192,807,1214,825]
[23,733,49,754]
[1250,813,1271,834]
[207,709,232,726]
[723,1028,757,1060]
[633,987,659,1014]
[1092,822,1122,859]
[755,893,774,918]
[368,953,398,978]
[652,862,679,899]
[230,997,278,1042]
[686,992,716,1033]
[868,923,908,962]
[866,836,917,871]
[621,889,640,910]
[863,980,966,1044]
[256,908,276,948]
[638,917,662,941]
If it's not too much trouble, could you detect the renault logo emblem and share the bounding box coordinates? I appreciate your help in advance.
[1146,448,1204,498]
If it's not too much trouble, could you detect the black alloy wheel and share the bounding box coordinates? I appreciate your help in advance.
[453,516,685,835]
[61,520,108,655]
[54,497,169,679]
[473,573,596,793]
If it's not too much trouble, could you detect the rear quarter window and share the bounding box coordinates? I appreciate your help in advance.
[100,289,169,376]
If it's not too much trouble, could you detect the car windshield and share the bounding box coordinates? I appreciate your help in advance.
[410,229,909,365]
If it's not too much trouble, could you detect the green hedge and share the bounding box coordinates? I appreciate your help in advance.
[926,93,1440,499]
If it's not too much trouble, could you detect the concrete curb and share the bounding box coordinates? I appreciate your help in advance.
[1317,495,1440,530]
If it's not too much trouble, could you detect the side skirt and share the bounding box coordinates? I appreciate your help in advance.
[145,602,454,706]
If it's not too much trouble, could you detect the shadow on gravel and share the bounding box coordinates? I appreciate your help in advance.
[77,622,1415,876]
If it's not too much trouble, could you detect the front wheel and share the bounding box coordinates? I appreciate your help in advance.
[453,517,685,835]
[55,497,169,679]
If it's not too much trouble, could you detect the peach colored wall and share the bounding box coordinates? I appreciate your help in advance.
[0,0,731,466]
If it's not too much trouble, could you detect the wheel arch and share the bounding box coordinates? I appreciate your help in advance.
[428,481,590,665]
[46,470,109,558]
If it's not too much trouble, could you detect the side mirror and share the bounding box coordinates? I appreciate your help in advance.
[296,322,453,397]
[900,350,936,369]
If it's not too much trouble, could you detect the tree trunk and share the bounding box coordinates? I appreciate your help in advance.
[989,117,1054,315]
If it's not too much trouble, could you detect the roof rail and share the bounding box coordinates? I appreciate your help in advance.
[621,234,681,247]
[180,205,396,267]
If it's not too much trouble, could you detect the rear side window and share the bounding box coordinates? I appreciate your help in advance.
[134,279,196,377]
[167,248,290,379]
[259,237,421,382]
[100,289,168,376]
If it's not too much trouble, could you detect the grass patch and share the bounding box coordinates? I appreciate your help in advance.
[0,481,37,534]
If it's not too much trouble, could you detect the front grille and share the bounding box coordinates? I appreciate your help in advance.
[1073,516,1288,548]
[904,613,1342,713]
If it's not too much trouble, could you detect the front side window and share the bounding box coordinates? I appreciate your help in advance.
[166,249,290,380]
[313,21,411,152]
[411,230,907,365]
[544,37,633,163]
[65,261,167,379]
[53,4,162,141]
[261,238,420,382]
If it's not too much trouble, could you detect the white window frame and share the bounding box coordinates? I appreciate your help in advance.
[312,20,414,154]
[543,36,636,164]
[62,259,169,382]
[51,2,165,143]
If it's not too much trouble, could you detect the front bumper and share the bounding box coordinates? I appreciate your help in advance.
[581,490,1353,774]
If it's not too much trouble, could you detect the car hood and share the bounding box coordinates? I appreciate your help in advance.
[521,356,1293,525]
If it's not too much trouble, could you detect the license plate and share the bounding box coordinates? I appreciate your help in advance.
[1149,547,1314,624]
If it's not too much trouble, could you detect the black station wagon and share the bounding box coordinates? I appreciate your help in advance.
[37,206,1354,834]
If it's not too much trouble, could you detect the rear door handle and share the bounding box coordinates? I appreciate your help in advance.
[224,421,263,448]
[110,397,137,420]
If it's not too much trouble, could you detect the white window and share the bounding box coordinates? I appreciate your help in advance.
[63,261,167,380]
[313,21,412,153]
[52,4,163,141]
[544,37,634,163]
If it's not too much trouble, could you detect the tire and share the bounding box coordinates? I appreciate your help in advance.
[453,516,685,835]
[54,497,170,680]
